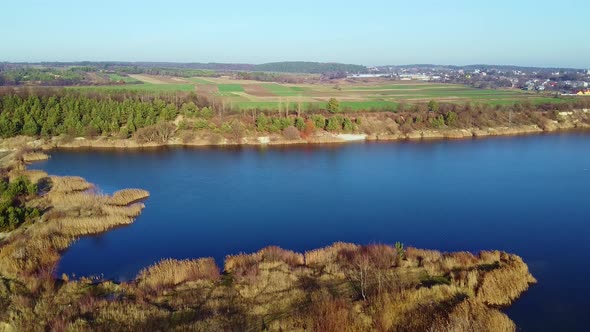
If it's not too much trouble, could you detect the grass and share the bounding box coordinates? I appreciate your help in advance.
[262,83,305,96]
[217,84,244,93]
[187,77,214,84]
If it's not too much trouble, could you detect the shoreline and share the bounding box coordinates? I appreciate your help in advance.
[27,122,590,152]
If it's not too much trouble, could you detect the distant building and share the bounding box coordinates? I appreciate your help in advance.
[347,73,390,78]
[398,74,431,81]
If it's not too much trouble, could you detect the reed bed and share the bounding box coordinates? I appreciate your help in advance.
[55,216,135,237]
[22,152,50,163]
[49,176,93,193]
[476,254,537,306]
[432,299,516,332]
[225,246,304,275]
[102,204,145,217]
[108,189,150,206]
[48,192,105,211]
[0,174,149,277]
[9,169,48,184]
[304,242,359,266]
[137,258,220,291]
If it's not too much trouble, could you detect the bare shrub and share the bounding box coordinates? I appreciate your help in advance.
[228,121,245,143]
[134,123,175,144]
[282,126,301,140]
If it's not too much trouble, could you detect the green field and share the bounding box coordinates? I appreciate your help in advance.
[68,76,572,111]
[262,83,306,96]
[187,77,214,84]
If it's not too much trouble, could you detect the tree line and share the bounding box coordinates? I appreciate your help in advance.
[0,89,194,138]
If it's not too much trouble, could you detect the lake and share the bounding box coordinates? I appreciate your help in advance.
[32,133,590,331]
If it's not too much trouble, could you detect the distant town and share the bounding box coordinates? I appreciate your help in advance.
[351,65,590,95]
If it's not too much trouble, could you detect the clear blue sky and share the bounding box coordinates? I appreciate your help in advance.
[1,0,589,68]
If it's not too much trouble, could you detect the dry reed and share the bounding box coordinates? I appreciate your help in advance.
[108,189,150,206]
[22,152,50,163]
[137,258,220,291]
[49,176,93,193]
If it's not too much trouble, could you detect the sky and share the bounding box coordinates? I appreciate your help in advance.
[1,0,589,68]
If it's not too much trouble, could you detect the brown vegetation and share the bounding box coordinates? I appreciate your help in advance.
[108,189,150,206]
[134,122,175,144]
[21,151,49,163]
[137,258,220,291]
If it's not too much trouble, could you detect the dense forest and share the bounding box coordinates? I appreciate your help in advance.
[0,89,189,138]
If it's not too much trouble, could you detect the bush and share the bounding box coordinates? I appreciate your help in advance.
[273,117,294,131]
[283,126,301,140]
[134,122,175,144]
[194,119,209,130]
[228,121,245,143]
[312,115,326,129]
[294,117,305,131]
[327,98,341,113]
[445,112,458,126]
[0,177,40,232]
[343,118,354,132]
[430,116,445,128]
[326,116,344,132]
[428,100,440,112]
[199,106,214,119]
[256,114,270,132]
[303,119,316,137]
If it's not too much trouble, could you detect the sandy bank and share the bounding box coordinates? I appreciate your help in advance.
[32,122,589,151]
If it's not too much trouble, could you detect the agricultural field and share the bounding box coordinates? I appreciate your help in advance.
[107,73,140,84]
[69,74,569,111]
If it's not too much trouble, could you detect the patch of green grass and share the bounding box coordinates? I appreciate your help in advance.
[218,84,244,93]
[262,83,304,96]
[340,101,398,111]
[188,77,214,84]
[237,101,316,111]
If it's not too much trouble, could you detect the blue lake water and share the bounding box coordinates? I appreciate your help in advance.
[32,133,590,331]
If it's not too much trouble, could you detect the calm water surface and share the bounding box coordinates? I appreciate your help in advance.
[32,133,590,331]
